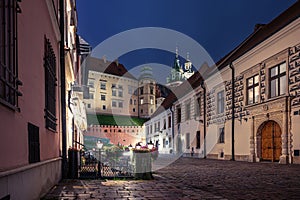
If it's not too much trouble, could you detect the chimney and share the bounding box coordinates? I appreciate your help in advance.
[102,55,107,63]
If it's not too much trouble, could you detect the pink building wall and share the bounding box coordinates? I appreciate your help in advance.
[86,125,145,146]
[0,0,61,171]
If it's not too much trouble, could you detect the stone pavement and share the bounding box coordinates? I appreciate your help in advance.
[43,157,300,200]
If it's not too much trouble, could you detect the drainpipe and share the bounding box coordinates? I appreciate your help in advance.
[229,63,235,161]
[60,0,67,179]
[170,106,174,154]
[200,81,206,159]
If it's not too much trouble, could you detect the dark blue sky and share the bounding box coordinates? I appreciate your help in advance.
[77,0,296,70]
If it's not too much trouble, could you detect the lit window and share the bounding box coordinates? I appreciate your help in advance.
[270,63,286,98]
[140,98,144,105]
[247,75,259,105]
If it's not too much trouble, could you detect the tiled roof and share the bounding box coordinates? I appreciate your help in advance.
[151,65,210,118]
[85,56,136,80]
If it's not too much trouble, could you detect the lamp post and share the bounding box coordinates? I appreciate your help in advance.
[96,140,103,178]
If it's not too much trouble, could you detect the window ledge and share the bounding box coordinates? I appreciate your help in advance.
[0,99,20,112]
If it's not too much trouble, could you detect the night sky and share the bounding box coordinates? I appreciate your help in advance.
[76,0,296,81]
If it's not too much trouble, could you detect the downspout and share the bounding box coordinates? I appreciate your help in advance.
[200,81,206,159]
[59,0,67,179]
[229,63,235,161]
[169,106,174,154]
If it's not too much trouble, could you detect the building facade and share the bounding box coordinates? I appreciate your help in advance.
[1,1,59,199]
[0,0,83,199]
[146,1,300,164]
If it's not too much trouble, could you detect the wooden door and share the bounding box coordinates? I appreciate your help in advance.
[261,121,282,161]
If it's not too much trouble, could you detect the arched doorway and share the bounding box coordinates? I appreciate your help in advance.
[260,121,282,162]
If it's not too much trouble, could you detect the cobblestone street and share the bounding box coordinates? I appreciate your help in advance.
[43,157,300,200]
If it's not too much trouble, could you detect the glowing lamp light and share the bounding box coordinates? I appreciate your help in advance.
[147,141,154,149]
[96,140,103,149]
[135,143,141,149]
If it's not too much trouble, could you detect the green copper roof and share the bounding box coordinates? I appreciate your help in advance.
[87,114,148,126]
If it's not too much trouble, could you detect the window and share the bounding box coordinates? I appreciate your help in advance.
[128,86,133,94]
[150,125,153,134]
[102,105,106,110]
[217,91,224,114]
[134,99,136,105]
[185,102,191,120]
[163,118,166,129]
[112,100,117,107]
[112,89,117,96]
[169,137,172,147]
[130,98,132,104]
[195,96,201,116]
[150,86,154,94]
[101,94,106,101]
[196,131,200,149]
[112,84,116,88]
[140,98,144,105]
[168,115,171,128]
[218,127,225,143]
[0,0,21,109]
[89,93,94,99]
[186,133,190,149]
[118,101,123,108]
[270,62,286,98]
[157,121,160,131]
[133,108,135,112]
[150,96,154,104]
[44,38,57,131]
[146,126,149,135]
[87,104,91,108]
[177,106,181,123]
[163,138,166,148]
[118,90,123,97]
[140,87,144,95]
[88,80,94,88]
[118,85,123,90]
[247,75,259,104]
[100,82,106,90]
[28,123,40,163]
[141,109,143,114]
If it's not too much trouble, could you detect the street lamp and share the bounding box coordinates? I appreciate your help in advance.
[147,141,154,150]
[135,143,141,149]
[96,140,103,178]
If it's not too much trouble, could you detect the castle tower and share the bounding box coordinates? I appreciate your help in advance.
[183,52,194,79]
[138,66,156,118]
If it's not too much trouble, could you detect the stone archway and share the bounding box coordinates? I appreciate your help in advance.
[257,120,282,162]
